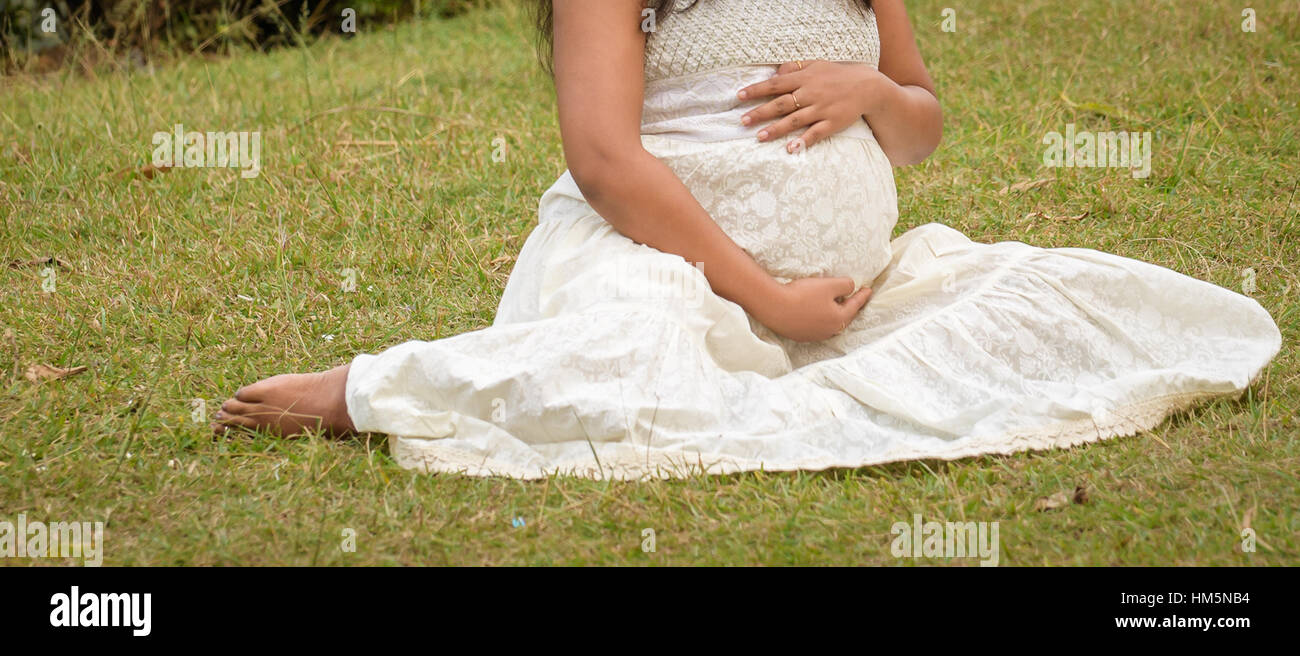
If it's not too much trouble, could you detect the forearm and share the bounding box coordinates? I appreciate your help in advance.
[569,148,782,317]
[862,76,943,167]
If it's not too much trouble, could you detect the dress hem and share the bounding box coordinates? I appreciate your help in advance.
[387,388,1233,480]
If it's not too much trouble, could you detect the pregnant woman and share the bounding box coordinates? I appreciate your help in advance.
[213,0,1281,479]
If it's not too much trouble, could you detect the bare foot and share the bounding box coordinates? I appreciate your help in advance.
[213,364,357,437]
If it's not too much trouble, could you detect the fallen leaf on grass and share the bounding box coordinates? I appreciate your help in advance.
[481,254,516,278]
[24,364,88,383]
[137,163,173,180]
[1034,491,1072,511]
[1025,210,1090,222]
[999,178,1052,195]
[486,254,514,269]
[8,256,74,271]
[1035,485,1090,511]
[1059,92,1144,124]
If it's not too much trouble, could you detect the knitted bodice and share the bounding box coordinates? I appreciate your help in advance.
[643,0,880,83]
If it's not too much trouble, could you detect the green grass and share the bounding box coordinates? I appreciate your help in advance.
[0,0,1296,565]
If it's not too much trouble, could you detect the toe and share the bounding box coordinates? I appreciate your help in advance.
[211,420,251,437]
[234,376,279,402]
[220,398,256,415]
[214,410,260,432]
[234,385,257,402]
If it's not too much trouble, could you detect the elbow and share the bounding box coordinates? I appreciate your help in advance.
[887,108,943,167]
[568,161,614,203]
[566,141,645,203]
[907,125,944,166]
[885,142,938,168]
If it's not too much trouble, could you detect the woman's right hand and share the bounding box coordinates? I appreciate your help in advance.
[752,277,873,343]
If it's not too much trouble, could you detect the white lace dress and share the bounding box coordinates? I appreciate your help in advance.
[342,6,1281,479]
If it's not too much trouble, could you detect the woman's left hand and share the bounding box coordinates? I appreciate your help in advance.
[738,60,885,153]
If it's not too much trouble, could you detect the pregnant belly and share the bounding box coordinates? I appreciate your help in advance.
[643,132,899,289]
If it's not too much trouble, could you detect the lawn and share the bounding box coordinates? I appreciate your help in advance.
[0,0,1296,565]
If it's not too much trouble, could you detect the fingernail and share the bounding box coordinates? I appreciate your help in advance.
[741,115,752,126]
[737,90,748,100]
[757,130,768,140]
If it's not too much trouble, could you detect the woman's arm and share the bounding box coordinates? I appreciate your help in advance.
[552,0,870,342]
[867,0,942,165]
[736,0,942,166]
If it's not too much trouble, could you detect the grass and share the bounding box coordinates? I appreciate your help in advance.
[0,0,1296,566]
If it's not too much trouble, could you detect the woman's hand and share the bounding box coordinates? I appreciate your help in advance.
[737,61,885,153]
[736,1,944,165]
[751,277,873,343]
